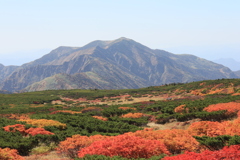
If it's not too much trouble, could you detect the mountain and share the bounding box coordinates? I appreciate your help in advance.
[0,37,238,92]
[234,70,240,77]
[0,63,20,82]
[213,58,240,71]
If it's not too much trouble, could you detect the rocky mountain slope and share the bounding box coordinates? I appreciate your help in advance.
[0,37,238,92]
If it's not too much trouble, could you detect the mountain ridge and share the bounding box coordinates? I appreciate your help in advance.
[0,37,239,92]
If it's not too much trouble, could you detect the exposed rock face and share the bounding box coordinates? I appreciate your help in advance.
[0,38,238,92]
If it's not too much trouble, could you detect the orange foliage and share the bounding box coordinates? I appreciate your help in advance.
[118,107,136,110]
[18,119,66,129]
[3,124,54,136]
[190,89,206,96]
[211,83,225,90]
[121,113,144,118]
[208,89,222,94]
[208,87,235,95]
[0,148,25,160]
[126,129,202,154]
[204,102,240,115]
[187,121,225,137]
[174,104,187,113]
[238,111,240,117]
[57,134,107,158]
[222,118,240,136]
[188,118,240,137]
[25,128,54,136]
[232,92,240,96]
[78,134,170,159]
[3,124,26,135]
[92,116,108,121]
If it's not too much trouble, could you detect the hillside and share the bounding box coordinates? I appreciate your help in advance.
[0,37,238,92]
[1,79,240,159]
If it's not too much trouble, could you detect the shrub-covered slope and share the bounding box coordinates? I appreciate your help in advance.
[1,79,240,159]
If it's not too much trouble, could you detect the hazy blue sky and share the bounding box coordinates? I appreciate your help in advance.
[0,0,240,66]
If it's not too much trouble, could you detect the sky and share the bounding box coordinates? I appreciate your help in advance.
[0,0,240,66]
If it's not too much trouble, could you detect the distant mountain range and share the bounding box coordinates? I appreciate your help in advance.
[0,37,239,92]
[235,71,240,77]
[213,58,240,71]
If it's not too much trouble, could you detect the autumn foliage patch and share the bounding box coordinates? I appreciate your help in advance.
[57,134,107,158]
[92,116,108,121]
[3,124,54,136]
[0,148,25,160]
[18,119,66,129]
[174,104,188,114]
[121,113,144,118]
[204,102,240,117]
[188,118,240,137]
[126,129,202,154]
[77,134,170,158]
[163,144,240,160]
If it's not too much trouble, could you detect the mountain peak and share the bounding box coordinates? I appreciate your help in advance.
[82,37,135,50]
[115,37,131,41]
[111,37,133,43]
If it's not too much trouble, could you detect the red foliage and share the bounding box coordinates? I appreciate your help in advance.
[3,124,26,135]
[57,134,107,158]
[163,145,240,160]
[78,134,170,158]
[0,148,25,160]
[3,124,54,136]
[25,128,54,136]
